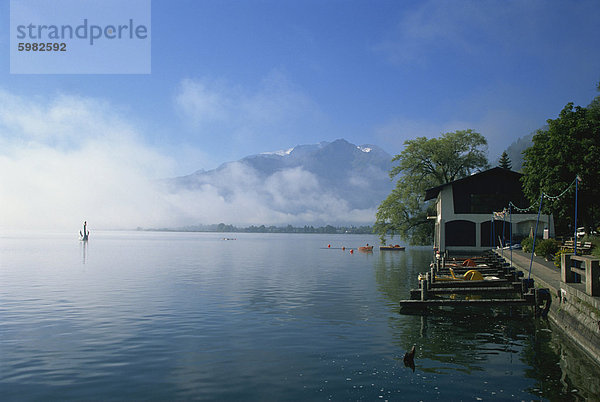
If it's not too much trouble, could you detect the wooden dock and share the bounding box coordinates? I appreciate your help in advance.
[425,280,520,288]
[399,250,551,315]
[399,298,533,308]
[408,286,519,299]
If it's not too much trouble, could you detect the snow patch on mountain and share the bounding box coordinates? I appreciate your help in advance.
[261,147,295,156]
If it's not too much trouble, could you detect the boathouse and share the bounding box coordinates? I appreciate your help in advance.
[425,167,554,254]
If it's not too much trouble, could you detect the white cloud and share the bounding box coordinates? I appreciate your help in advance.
[239,71,315,128]
[173,70,325,154]
[174,79,232,125]
[0,90,375,231]
[0,90,178,231]
[165,163,377,227]
[265,168,320,207]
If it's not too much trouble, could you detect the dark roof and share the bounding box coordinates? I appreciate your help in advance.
[424,167,523,201]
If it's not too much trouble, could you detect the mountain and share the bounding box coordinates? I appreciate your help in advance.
[167,139,395,225]
[502,127,546,172]
[503,132,533,172]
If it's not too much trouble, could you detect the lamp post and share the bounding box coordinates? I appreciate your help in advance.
[574,175,580,255]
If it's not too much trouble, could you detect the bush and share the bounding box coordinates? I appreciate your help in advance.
[554,249,568,268]
[536,238,560,259]
[521,237,535,253]
[521,237,559,258]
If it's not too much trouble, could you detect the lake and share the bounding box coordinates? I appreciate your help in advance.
[1,231,598,400]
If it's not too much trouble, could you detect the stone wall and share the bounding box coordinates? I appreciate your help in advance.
[494,250,600,366]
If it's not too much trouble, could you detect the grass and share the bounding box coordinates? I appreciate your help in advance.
[582,235,600,257]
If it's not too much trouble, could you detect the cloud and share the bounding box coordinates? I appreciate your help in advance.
[165,163,377,227]
[176,71,315,127]
[0,89,375,231]
[373,107,542,164]
[0,90,177,231]
[174,79,232,125]
[173,70,326,156]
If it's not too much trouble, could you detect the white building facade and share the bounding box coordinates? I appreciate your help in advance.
[425,168,554,254]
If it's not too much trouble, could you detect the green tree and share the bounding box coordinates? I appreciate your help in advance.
[498,151,512,170]
[375,129,489,244]
[522,96,600,236]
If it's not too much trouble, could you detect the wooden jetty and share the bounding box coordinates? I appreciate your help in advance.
[399,250,551,316]
[399,297,534,308]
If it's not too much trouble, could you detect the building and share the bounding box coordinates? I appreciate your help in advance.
[425,167,554,254]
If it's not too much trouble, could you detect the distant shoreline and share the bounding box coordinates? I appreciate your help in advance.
[137,224,374,235]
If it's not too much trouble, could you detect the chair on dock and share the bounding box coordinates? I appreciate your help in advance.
[561,240,594,255]
[581,242,593,254]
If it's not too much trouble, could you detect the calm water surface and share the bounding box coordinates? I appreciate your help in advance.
[1,231,599,400]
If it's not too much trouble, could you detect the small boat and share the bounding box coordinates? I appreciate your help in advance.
[380,245,405,251]
[358,245,374,252]
[442,258,490,269]
[419,268,484,282]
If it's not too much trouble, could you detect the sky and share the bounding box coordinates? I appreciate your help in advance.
[1,0,599,230]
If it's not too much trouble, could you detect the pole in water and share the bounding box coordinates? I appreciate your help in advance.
[80,221,89,241]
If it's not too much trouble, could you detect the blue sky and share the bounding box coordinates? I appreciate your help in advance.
[1,0,599,229]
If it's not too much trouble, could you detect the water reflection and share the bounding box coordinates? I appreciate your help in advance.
[523,320,600,401]
[406,313,532,373]
[372,248,600,400]
[373,247,432,304]
[80,240,87,264]
[3,232,599,400]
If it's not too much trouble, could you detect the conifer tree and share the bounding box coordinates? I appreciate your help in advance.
[498,151,512,170]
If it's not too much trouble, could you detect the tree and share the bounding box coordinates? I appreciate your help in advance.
[498,151,512,170]
[375,129,489,244]
[522,97,600,236]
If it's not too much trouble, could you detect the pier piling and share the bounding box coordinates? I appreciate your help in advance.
[421,274,429,301]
